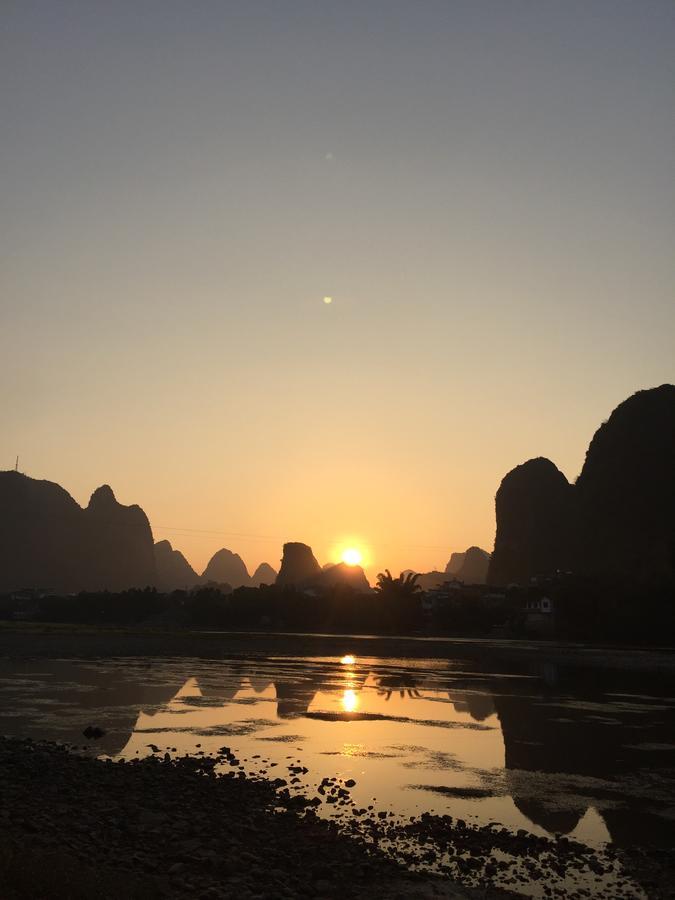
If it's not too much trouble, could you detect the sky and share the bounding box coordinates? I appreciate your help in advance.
[2,1,674,579]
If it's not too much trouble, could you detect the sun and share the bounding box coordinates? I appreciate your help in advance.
[341,547,362,566]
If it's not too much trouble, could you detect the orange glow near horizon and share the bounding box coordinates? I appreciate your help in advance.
[3,4,672,593]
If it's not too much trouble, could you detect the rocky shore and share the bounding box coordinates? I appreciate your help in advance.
[2,736,674,899]
[0,736,494,899]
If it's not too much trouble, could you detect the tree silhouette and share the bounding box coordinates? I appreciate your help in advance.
[375,570,421,599]
[375,673,422,700]
[374,570,422,631]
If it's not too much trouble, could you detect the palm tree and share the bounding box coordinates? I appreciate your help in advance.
[375,570,422,598]
[375,673,422,700]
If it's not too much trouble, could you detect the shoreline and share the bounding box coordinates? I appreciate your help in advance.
[0,735,502,899]
[2,626,674,897]
[2,622,674,668]
[2,735,672,899]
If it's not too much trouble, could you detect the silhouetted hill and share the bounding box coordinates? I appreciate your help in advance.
[202,549,250,588]
[488,386,675,586]
[407,570,447,591]
[444,547,491,583]
[154,540,200,592]
[275,543,321,586]
[306,562,371,593]
[445,553,465,575]
[406,549,490,590]
[576,384,675,583]
[251,562,277,587]
[0,472,84,593]
[85,485,156,591]
[488,458,575,586]
[456,546,490,583]
[0,472,156,592]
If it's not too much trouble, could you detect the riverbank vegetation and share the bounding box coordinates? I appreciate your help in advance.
[1,576,673,646]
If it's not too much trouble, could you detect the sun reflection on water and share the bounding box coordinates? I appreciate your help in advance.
[340,742,365,758]
[342,688,359,712]
[340,654,356,665]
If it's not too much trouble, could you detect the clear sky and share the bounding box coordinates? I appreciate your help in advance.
[2,1,674,579]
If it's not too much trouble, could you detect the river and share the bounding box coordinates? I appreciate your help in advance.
[1,632,674,895]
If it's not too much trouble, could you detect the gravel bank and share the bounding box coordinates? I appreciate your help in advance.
[2,736,673,899]
[0,736,495,900]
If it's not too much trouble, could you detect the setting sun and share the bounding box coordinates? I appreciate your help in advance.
[341,548,362,566]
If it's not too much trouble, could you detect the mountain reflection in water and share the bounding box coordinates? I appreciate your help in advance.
[1,648,674,855]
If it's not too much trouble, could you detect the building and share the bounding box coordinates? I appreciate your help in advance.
[522,594,555,635]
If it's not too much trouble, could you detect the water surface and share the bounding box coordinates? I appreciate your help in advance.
[2,636,674,895]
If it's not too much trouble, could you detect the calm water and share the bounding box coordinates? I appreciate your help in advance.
[1,635,674,895]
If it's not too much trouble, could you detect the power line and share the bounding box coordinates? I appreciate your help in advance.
[154,525,282,541]
[153,523,465,553]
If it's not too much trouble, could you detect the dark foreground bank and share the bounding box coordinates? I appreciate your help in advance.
[2,739,674,900]
[0,737,498,900]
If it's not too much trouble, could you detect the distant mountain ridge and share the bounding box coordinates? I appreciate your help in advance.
[154,540,200,592]
[154,542,278,592]
[7,386,669,597]
[445,546,491,583]
[0,472,156,593]
[201,548,250,589]
[251,562,277,586]
[0,471,280,594]
[488,385,675,586]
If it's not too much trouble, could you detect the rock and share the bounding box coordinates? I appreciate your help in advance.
[575,384,675,583]
[83,726,106,739]
[275,543,322,586]
[488,458,575,586]
[488,385,675,587]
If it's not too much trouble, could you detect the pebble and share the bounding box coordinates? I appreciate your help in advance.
[1,735,667,900]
